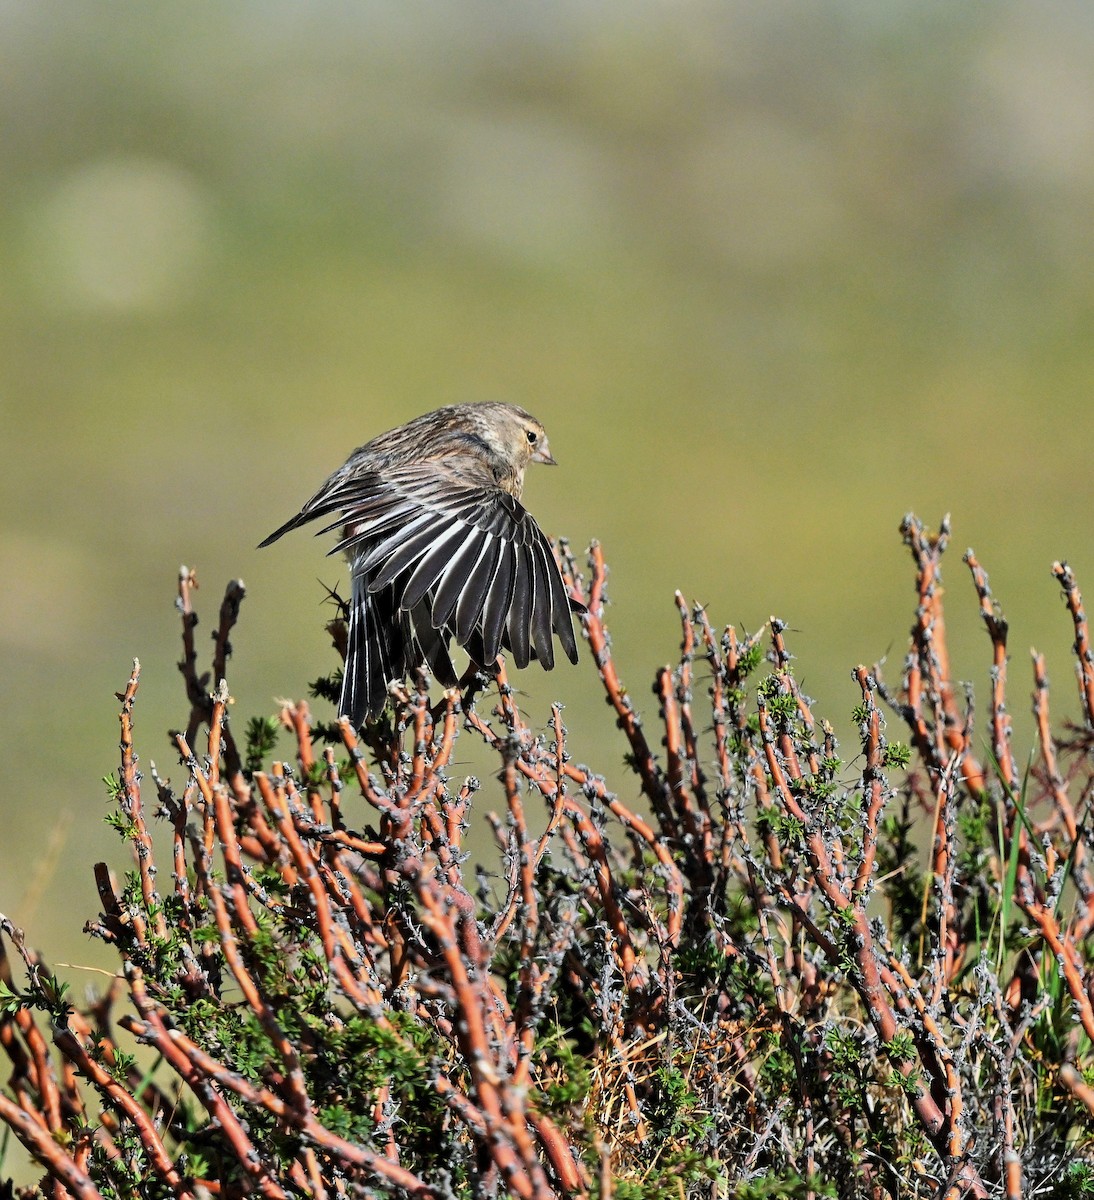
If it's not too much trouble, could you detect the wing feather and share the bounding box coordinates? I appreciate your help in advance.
[401,522,474,611]
[480,542,515,663]
[334,508,435,565]
[455,535,500,644]
[539,531,580,663]
[365,515,459,591]
[407,601,459,687]
[341,578,405,725]
[431,528,493,628]
[507,543,534,669]
[528,539,556,669]
[262,453,579,718]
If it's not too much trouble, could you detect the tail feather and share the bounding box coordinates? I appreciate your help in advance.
[341,576,408,726]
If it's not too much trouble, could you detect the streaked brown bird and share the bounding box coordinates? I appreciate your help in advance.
[260,402,582,725]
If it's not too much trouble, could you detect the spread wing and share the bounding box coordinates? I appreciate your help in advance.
[261,454,582,722]
[327,459,581,670]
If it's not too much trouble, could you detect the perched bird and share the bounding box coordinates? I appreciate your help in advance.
[260,402,582,725]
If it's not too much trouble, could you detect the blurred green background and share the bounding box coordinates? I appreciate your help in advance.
[3,2,1094,966]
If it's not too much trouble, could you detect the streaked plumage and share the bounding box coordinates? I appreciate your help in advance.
[260,402,582,725]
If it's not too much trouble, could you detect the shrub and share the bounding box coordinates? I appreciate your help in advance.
[0,514,1092,1198]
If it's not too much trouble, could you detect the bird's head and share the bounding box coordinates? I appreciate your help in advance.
[457,403,557,493]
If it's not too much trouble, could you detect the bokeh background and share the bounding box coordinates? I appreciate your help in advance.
[3,2,1094,969]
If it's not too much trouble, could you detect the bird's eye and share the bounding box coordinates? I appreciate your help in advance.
[526,430,538,444]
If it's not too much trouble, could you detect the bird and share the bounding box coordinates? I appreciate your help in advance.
[260,402,583,726]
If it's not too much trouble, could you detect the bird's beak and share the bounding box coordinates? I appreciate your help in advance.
[531,438,557,466]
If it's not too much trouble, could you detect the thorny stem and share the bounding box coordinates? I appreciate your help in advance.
[1,524,1093,1197]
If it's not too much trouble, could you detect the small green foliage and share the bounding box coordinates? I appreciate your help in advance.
[244,714,280,773]
[1052,1161,1094,1199]
[793,773,840,802]
[876,806,926,946]
[732,1174,837,1199]
[881,741,911,769]
[757,676,799,727]
[309,670,342,706]
[884,1064,923,1097]
[957,793,993,868]
[0,981,23,1017]
[824,1026,866,1111]
[756,806,806,848]
[759,1035,797,1096]
[535,1027,591,1111]
[315,1103,363,1141]
[39,973,69,1014]
[88,1120,179,1200]
[883,1031,916,1062]
[649,1065,710,1142]
[610,1155,724,1200]
[301,759,328,788]
[737,641,764,677]
[116,1051,147,1090]
[104,809,137,839]
[605,1061,723,1200]
[735,719,761,748]
[675,929,730,982]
